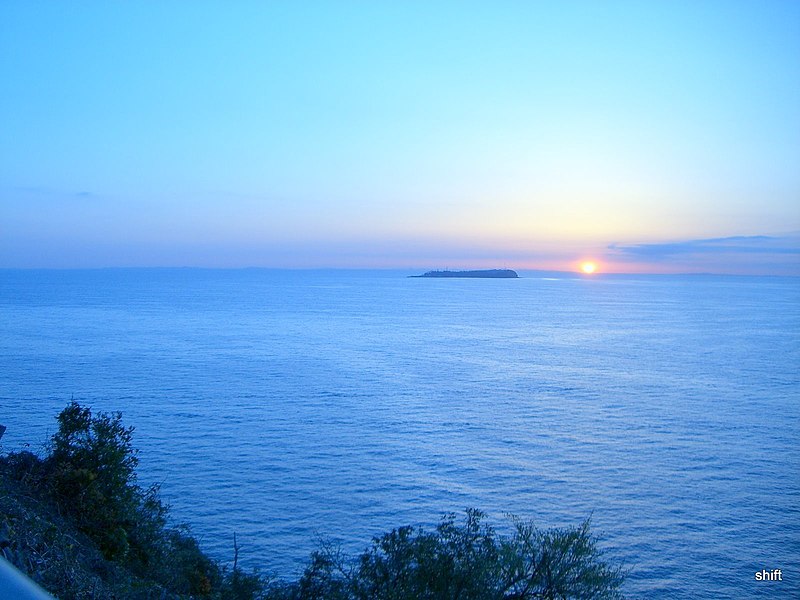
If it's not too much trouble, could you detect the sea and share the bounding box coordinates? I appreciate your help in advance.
[1,268,798,598]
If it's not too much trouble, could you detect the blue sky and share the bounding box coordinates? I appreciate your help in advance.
[2,1,799,273]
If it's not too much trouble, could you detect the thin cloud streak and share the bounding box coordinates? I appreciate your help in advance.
[609,235,800,259]
[4,186,100,202]
[606,234,800,275]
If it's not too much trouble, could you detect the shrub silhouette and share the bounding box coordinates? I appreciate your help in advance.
[281,509,625,599]
[46,401,147,560]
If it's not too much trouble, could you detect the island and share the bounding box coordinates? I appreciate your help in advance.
[411,269,519,278]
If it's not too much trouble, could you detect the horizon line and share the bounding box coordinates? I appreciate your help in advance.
[0,265,796,278]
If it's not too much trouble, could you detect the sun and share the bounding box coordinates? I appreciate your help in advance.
[580,261,598,274]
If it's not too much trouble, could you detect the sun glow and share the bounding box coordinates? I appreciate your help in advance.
[580,261,598,274]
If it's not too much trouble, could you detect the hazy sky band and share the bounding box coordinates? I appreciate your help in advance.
[2,2,799,274]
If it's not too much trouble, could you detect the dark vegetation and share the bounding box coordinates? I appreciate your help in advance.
[1,403,625,599]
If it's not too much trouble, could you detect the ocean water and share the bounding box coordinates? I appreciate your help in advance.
[1,268,798,598]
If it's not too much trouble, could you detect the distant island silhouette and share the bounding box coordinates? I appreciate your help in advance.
[411,269,519,278]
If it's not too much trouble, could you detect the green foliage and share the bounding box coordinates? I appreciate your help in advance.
[500,517,626,599]
[0,401,251,598]
[279,509,625,599]
[351,509,505,599]
[46,401,154,561]
[222,565,269,600]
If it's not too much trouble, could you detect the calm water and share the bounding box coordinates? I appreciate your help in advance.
[1,269,798,598]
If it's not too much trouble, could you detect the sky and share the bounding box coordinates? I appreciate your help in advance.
[1,1,799,274]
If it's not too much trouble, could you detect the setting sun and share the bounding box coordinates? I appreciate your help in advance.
[580,261,598,274]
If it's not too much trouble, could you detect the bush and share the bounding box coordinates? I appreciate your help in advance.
[45,402,148,560]
[280,509,625,599]
[1,402,233,598]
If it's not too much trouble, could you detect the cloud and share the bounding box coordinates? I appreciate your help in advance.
[5,186,98,202]
[609,235,800,261]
